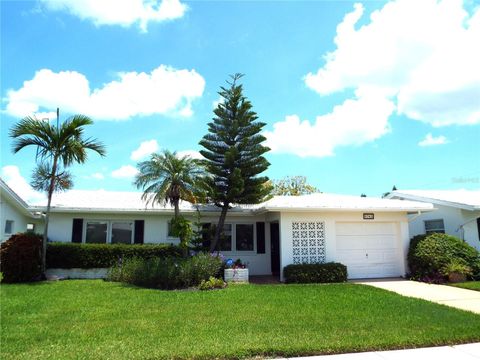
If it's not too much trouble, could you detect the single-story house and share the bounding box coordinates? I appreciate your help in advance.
[22,189,433,280]
[0,179,41,241]
[385,190,480,251]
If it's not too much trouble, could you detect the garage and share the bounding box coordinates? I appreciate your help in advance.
[336,222,401,279]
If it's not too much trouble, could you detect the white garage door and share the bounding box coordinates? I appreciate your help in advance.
[336,222,401,279]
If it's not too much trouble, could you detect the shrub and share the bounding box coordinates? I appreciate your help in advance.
[107,252,223,290]
[441,259,472,277]
[0,233,42,283]
[283,262,347,284]
[47,243,182,269]
[179,253,223,286]
[408,233,480,280]
[198,277,226,290]
[108,257,183,289]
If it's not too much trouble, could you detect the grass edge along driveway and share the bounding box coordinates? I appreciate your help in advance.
[2,280,479,360]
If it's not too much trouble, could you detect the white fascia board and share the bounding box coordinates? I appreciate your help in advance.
[386,193,476,211]
[255,206,434,214]
[30,206,257,217]
[1,183,37,218]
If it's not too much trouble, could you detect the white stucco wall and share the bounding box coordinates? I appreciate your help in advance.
[0,196,31,241]
[278,211,410,281]
[47,211,273,275]
[407,205,480,250]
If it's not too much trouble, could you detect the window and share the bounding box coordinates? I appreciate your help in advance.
[27,223,35,231]
[86,221,108,243]
[425,219,445,234]
[236,224,254,251]
[111,221,133,244]
[4,220,14,234]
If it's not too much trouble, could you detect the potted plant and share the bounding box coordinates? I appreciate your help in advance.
[441,259,472,283]
[224,258,249,283]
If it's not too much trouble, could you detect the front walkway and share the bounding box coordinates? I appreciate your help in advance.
[356,278,480,314]
[278,343,480,360]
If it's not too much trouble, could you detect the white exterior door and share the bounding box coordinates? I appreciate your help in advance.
[335,222,401,279]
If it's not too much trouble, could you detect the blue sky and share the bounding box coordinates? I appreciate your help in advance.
[1,0,479,203]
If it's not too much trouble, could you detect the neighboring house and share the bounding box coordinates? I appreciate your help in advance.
[385,190,480,251]
[27,190,433,280]
[0,179,42,241]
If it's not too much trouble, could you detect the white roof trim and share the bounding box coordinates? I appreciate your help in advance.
[386,190,480,211]
[0,178,38,218]
[29,191,434,215]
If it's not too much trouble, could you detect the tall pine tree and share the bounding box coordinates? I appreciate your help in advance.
[199,74,271,252]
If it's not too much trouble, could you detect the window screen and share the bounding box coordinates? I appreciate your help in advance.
[86,221,108,243]
[425,219,445,234]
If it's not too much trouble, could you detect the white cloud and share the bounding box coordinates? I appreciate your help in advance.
[176,150,203,160]
[5,65,205,121]
[39,0,187,32]
[418,133,449,147]
[130,140,159,161]
[1,165,46,204]
[111,165,139,178]
[304,0,480,127]
[265,89,395,157]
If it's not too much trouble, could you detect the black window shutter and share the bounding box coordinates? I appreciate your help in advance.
[72,218,83,243]
[202,223,211,249]
[477,217,480,241]
[256,222,265,254]
[134,220,144,244]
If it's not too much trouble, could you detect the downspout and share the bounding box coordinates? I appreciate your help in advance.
[455,217,477,242]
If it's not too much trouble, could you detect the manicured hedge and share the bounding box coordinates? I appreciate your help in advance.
[46,243,182,269]
[0,233,42,283]
[284,262,347,283]
[408,233,480,281]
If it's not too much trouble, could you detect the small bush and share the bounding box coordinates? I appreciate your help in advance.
[108,257,183,289]
[0,233,42,283]
[284,262,347,284]
[47,243,182,269]
[198,277,226,290]
[408,233,480,281]
[107,252,223,289]
[180,253,223,286]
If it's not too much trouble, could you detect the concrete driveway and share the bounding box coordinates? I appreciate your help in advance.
[355,279,480,314]
[279,343,480,360]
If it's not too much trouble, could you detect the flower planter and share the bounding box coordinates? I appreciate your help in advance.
[224,268,249,283]
[448,272,466,283]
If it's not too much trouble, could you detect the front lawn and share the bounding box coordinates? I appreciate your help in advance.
[1,281,479,359]
[450,281,480,291]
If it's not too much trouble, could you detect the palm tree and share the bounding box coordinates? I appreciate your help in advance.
[134,150,203,218]
[10,110,106,275]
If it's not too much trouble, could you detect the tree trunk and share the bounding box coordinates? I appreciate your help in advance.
[41,157,58,277]
[174,202,180,219]
[209,205,229,253]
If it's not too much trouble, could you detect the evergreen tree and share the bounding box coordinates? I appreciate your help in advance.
[199,74,271,252]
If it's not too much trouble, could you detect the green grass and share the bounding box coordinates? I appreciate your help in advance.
[1,281,479,359]
[450,281,480,291]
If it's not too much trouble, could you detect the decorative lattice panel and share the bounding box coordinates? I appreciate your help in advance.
[292,221,325,264]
